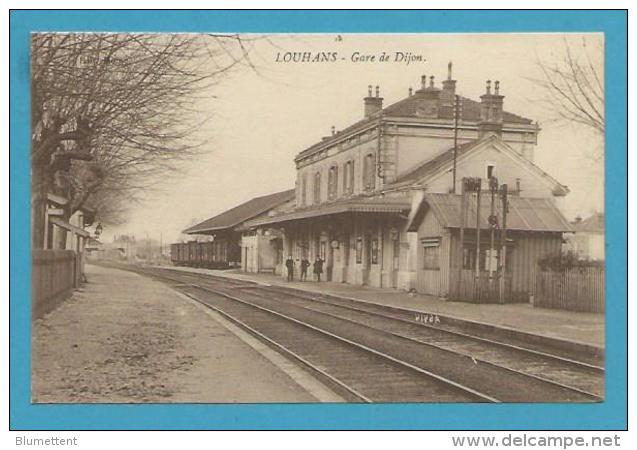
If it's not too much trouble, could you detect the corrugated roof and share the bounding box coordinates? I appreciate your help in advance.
[245,196,411,227]
[296,90,533,161]
[183,189,295,234]
[572,213,604,233]
[424,193,573,232]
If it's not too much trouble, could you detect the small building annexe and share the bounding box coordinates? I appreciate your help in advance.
[410,193,572,300]
[195,64,573,303]
[567,213,605,261]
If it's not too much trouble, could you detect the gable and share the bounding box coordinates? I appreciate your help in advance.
[417,136,568,198]
[416,203,445,236]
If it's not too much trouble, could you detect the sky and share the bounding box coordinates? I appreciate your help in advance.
[102,33,605,244]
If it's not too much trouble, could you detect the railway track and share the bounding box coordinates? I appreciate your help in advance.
[114,264,604,403]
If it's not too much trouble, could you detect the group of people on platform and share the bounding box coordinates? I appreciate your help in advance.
[285,255,324,282]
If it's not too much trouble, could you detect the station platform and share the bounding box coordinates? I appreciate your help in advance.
[32,264,340,403]
[164,264,605,352]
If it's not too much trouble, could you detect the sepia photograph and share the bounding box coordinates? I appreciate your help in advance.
[29,31,606,406]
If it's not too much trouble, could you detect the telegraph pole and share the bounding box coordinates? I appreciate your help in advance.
[452,95,462,194]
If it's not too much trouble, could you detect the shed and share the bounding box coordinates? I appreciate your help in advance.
[411,193,572,302]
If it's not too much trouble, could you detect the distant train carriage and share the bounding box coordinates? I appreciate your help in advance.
[170,243,181,266]
[170,237,241,269]
[171,241,188,268]
[200,241,213,268]
[171,242,189,267]
[186,241,196,266]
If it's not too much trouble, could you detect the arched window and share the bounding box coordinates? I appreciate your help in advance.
[313,171,322,204]
[363,153,376,191]
[328,165,338,200]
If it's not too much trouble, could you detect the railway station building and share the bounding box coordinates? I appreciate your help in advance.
[244,64,572,302]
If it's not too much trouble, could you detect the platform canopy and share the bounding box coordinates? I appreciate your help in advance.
[244,196,411,228]
[49,217,91,238]
[183,189,295,235]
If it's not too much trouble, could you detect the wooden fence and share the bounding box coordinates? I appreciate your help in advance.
[534,266,605,313]
[449,270,513,304]
[32,249,77,320]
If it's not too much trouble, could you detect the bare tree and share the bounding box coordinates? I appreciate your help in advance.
[532,37,604,136]
[31,33,256,248]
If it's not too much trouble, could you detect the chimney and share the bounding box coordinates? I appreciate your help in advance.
[331,126,336,136]
[440,61,458,116]
[364,84,383,118]
[442,61,457,99]
[408,87,413,96]
[415,72,442,118]
[478,79,504,138]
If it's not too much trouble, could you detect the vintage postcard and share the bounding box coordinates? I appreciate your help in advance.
[29,32,606,405]
[10,10,627,433]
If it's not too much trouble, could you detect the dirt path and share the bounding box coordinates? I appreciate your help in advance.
[31,264,327,403]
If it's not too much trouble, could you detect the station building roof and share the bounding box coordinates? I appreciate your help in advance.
[295,90,534,163]
[183,188,295,235]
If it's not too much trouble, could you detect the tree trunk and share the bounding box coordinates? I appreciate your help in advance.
[31,170,49,250]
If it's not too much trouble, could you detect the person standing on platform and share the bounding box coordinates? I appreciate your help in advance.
[313,256,324,282]
[285,255,295,282]
[300,257,310,281]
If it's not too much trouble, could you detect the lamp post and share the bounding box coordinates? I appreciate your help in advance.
[94,222,103,238]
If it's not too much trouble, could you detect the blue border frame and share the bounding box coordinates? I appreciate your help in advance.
[10,10,627,430]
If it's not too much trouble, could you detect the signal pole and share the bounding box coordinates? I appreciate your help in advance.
[457,178,467,298]
[475,180,482,281]
[499,184,508,304]
[489,176,498,285]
